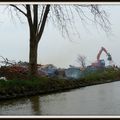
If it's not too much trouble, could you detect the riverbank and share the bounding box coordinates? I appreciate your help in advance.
[0,68,120,100]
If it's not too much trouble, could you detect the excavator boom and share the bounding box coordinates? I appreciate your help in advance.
[92,47,113,67]
[97,47,108,61]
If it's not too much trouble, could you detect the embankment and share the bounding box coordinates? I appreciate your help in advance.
[0,68,120,100]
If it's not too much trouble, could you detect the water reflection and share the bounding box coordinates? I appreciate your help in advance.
[39,93,67,115]
[0,97,31,115]
[29,96,41,115]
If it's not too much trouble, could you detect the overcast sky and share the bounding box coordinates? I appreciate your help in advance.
[0,4,120,68]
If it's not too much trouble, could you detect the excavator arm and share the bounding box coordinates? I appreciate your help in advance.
[97,47,112,61]
[92,47,113,67]
[97,47,108,61]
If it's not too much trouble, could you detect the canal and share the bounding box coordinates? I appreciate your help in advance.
[0,81,120,115]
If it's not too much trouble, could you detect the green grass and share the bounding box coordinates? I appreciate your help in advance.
[83,68,120,82]
[0,77,77,95]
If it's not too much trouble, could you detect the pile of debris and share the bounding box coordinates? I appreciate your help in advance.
[38,64,58,77]
[0,65,29,80]
[0,56,99,80]
[65,66,83,79]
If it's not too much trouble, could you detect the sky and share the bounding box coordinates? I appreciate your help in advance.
[0,4,120,68]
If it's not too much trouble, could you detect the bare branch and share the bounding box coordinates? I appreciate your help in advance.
[37,4,50,43]
[37,5,45,33]
[0,56,16,66]
[26,5,33,34]
[33,5,38,34]
[10,4,27,17]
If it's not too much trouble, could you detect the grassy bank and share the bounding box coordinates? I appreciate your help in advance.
[0,68,120,100]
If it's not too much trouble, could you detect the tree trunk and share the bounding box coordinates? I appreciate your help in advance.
[29,36,38,77]
[28,4,50,77]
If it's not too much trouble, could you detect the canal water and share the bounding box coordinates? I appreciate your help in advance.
[0,81,120,115]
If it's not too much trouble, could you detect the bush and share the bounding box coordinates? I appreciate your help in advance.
[84,68,120,82]
[0,66,29,80]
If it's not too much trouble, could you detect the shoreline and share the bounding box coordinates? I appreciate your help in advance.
[0,78,119,101]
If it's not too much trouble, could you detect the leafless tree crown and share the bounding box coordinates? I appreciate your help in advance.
[77,55,86,69]
[8,4,110,40]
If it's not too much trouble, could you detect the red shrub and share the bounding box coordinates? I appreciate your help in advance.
[0,65,29,80]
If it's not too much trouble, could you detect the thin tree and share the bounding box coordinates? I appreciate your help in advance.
[77,55,86,70]
[8,4,110,77]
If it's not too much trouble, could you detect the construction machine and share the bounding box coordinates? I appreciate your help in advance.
[92,47,113,68]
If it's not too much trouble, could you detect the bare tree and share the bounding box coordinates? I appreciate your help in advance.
[9,4,50,77]
[7,4,110,77]
[77,55,86,70]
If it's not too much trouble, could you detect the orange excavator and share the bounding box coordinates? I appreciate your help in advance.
[92,47,113,68]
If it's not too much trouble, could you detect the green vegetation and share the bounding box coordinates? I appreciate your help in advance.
[0,77,80,99]
[80,68,120,85]
[84,68,120,81]
[0,67,120,100]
